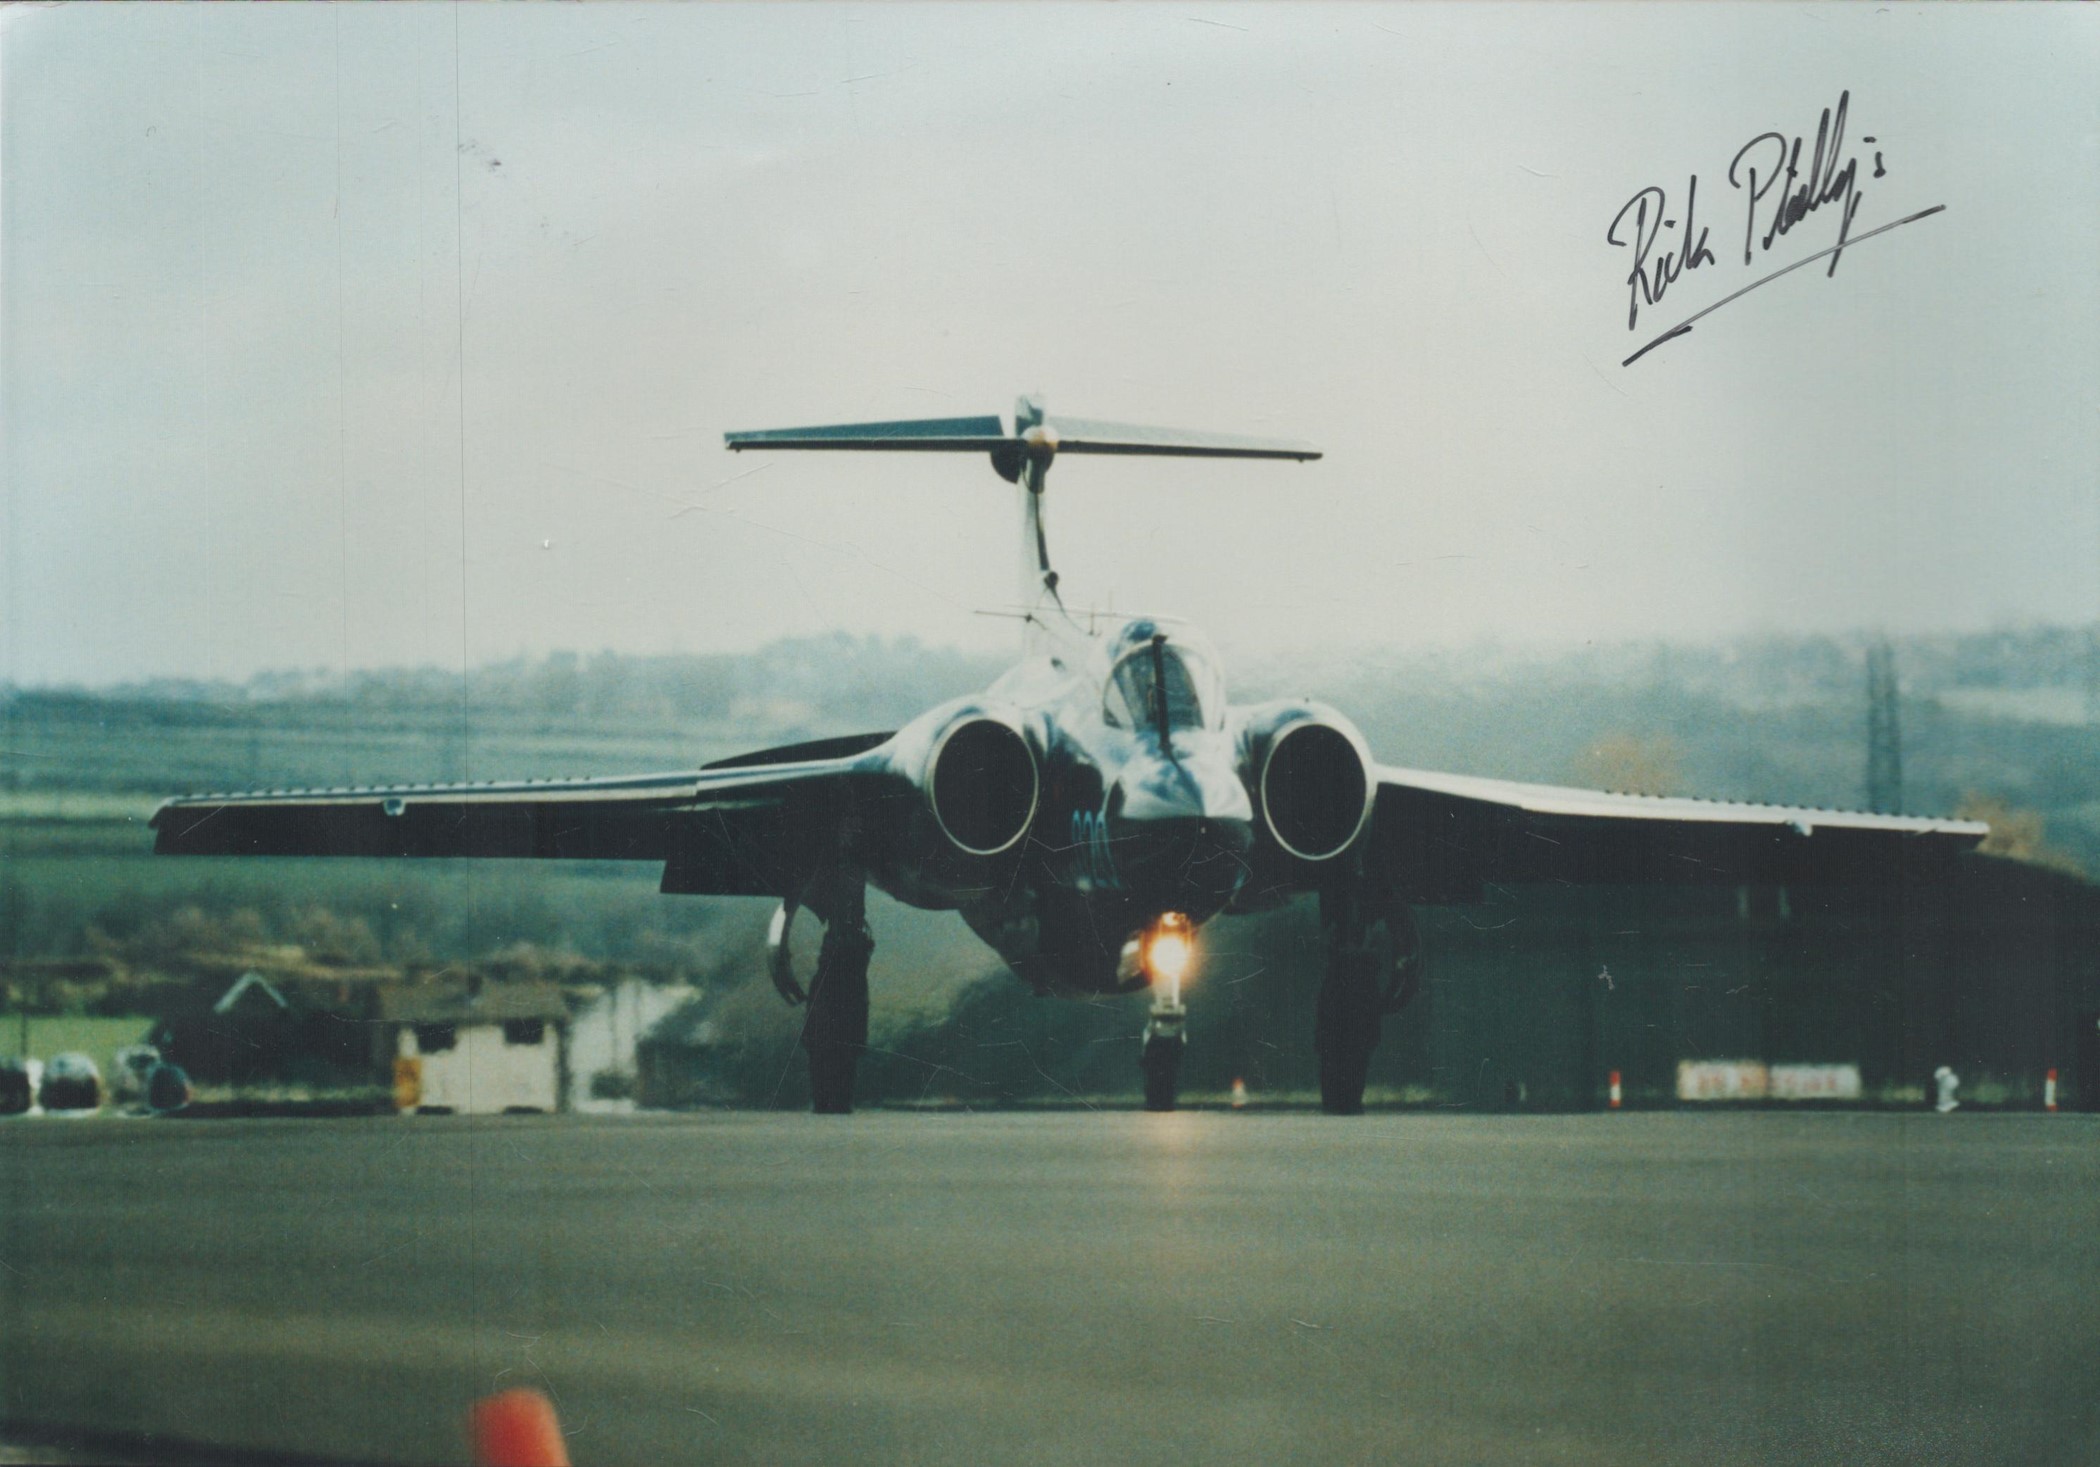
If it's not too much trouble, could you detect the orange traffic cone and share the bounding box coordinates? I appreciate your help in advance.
[470,1388,571,1467]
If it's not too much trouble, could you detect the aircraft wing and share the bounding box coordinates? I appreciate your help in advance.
[1366,765,1990,902]
[150,732,905,899]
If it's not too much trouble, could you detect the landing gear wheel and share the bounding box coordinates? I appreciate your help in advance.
[806,1015,861,1114]
[1315,950,1383,1116]
[800,914,872,1116]
[1139,1036,1184,1113]
[1316,868,1419,1117]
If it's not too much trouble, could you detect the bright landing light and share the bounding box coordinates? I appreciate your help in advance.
[1144,915,1194,983]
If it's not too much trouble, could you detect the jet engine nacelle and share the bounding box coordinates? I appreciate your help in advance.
[926,713,1040,857]
[1234,702,1377,866]
[880,701,1043,874]
[851,701,1043,914]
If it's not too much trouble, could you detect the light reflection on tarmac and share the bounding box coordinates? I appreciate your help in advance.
[2,1111,2097,1466]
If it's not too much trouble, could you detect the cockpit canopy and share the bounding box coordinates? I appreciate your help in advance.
[1099,619,1225,735]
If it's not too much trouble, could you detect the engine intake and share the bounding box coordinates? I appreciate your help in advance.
[928,716,1039,857]
[1259,720,1372,862]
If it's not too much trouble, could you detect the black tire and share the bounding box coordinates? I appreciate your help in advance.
[38,1076,102,1113]
[0,1065,29,1117]
[802,925,872,1116]
[807,1038,859,1115]
[1140,1037,1183,1113]
[145,1063,191,1114]
[1315,956,1383,1116]
[803,992,865,1115]
[1315,1032,1375,1114]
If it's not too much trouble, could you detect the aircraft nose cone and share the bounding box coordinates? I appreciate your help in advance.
[1107,761,1255,916]
[1103,812,1254,917]
[1112,757,1253,826]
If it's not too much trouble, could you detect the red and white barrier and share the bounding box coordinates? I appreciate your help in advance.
[2045,1068,2059,1113]
[1608,1070,1622,1110]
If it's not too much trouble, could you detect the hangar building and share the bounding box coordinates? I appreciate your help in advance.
[1320,852,2100,1111]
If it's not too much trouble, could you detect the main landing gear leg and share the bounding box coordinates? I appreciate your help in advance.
[1315,874,1420,1116]
[799,875,873,1116]
[1139,964,1187,1113]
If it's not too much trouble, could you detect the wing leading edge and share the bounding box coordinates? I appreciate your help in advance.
[1367,765,1990,903]
[151,737,906,899]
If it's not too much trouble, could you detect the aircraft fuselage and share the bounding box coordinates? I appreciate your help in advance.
[855,616,1366,997]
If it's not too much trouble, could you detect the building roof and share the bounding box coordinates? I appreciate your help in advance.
[376,979,569,1025]
[214,971,290,1015]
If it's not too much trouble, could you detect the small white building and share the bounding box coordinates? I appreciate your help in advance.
[567,978,696,1113]
[379,979,569,1115]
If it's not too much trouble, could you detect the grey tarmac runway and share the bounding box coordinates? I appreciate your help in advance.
[2,1110,2098,1466]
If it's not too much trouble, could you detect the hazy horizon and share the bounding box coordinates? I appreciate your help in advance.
[8,615,2090,703]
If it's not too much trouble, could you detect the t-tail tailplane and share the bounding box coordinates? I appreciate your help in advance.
[725,396,1319,635]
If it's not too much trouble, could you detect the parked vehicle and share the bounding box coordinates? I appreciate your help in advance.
[38,1053,103,1113]
[0,1059,32,1116]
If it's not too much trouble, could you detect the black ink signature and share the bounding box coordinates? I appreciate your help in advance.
[1729,89,1872,272]
[1605,177,1717,331]
[1607,91,1944,367]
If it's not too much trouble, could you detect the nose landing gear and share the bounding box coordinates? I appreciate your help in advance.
[1139,1006,1187,1112]
[1129,914,1193,1112]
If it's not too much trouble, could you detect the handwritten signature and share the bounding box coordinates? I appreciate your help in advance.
[1606,91,1943,366]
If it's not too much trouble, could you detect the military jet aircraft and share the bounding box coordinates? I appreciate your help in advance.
[153,397,1989,1113]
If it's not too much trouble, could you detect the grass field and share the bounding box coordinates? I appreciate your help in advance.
[1,1014,155,1074]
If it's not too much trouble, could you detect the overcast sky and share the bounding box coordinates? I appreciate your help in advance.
[5,3,2097,687]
